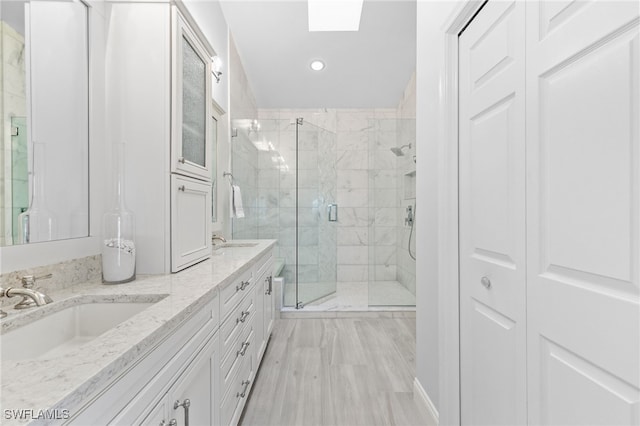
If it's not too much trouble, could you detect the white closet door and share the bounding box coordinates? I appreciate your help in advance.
[458,1,527,425]
[526,1,640,425]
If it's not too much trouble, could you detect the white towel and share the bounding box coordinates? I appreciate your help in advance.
[231,184,245,218]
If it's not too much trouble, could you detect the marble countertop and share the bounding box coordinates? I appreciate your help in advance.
[0,239,276,425]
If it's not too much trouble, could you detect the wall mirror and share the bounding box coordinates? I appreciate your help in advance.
[0,0,89,246]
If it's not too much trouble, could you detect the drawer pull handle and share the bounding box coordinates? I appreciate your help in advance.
[174,399,190,426]
[178,185,186,192]
[236,310,250,323]
[237,341,250,356]
[236,280,250,292]
[237,380,251,398]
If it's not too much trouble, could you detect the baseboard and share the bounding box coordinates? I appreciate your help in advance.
[413,378,439,426]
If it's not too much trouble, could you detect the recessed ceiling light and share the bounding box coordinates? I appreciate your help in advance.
[308,0,364,32]
[310,60,325,71]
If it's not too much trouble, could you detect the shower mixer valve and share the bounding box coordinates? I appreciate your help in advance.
[405,205,414,226]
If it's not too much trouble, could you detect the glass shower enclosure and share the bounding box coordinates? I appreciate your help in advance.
[231,117,337,308]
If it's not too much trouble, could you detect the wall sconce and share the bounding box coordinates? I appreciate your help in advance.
[212,56,223,83]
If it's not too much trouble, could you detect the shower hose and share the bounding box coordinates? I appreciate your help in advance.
[408,203,416,260]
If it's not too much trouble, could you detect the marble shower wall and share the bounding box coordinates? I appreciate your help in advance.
[256,109,402,287]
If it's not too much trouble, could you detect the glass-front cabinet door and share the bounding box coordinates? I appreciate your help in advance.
[171,8,212,181]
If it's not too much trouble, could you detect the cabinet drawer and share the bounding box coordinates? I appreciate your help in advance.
[221,316,254,396]
[220,351,253,426]
[220,268,253,321]
[220,289,255,356]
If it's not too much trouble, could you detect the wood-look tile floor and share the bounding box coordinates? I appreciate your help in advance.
[240,318,430,426]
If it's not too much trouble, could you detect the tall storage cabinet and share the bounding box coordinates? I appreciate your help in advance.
[106,1,219,274]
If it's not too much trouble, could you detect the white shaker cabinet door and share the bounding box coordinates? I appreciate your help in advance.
[171,175,212,272]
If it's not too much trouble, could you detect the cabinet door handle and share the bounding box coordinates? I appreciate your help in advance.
[236,310,250,323]
[237,340,250,357]
[481,276,492,289]
[174,399,190,426]
[178,157,186,164]
[236,380,251,398]
[178,185,186,192]
[265,275,273,295]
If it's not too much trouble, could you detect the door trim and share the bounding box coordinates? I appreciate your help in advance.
[435,2,486,425]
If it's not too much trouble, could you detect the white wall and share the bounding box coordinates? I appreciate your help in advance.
[415,1,463,423]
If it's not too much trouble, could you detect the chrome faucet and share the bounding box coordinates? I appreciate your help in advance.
[1,274,54,311]
[212,234,227,244]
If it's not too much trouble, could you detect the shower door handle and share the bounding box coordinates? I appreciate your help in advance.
[328,204,338,222]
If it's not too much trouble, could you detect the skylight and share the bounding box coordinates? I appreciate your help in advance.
[308,0,364,32]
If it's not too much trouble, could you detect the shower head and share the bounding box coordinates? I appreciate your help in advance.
[390,143,412,156]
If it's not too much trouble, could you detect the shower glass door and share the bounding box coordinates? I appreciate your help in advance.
[231,117,337,308]
[293,119,337,307]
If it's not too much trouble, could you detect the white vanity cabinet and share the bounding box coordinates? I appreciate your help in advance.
[106,2,219,274]
[62,246,276,426]
[67,294,220,425]
[218,250,274,425]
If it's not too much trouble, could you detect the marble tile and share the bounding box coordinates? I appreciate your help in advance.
[374,149,397,170]
[374,265,397,281]
[373,170,398,189]
[336,227,369,246]
[297,265,319,283]
[375,131,397,150]
[298,151,318,169]
[297,246,319,265]
[298,169,319,188]
[337,246,368,265]
[337,170,368,189]
[337,150,369,170]
[374,207,397,227]
[375,226,397,246]
[338,207,370,227]
[257,189,279,208]
[337,188,368,208]
[337,131,369,151]
[373,189,398,207]
[336,111,372,132]
[375,246,397,266]
[257,169,279,188]
[337,265,368,282]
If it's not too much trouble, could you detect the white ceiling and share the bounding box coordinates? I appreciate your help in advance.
[220,0,416,109]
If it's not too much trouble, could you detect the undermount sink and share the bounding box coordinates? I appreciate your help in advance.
[1,299,165,361]
[213,241,259,250]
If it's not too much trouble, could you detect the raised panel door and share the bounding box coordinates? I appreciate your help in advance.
[526,1,640,424]
[459,1,527,424]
